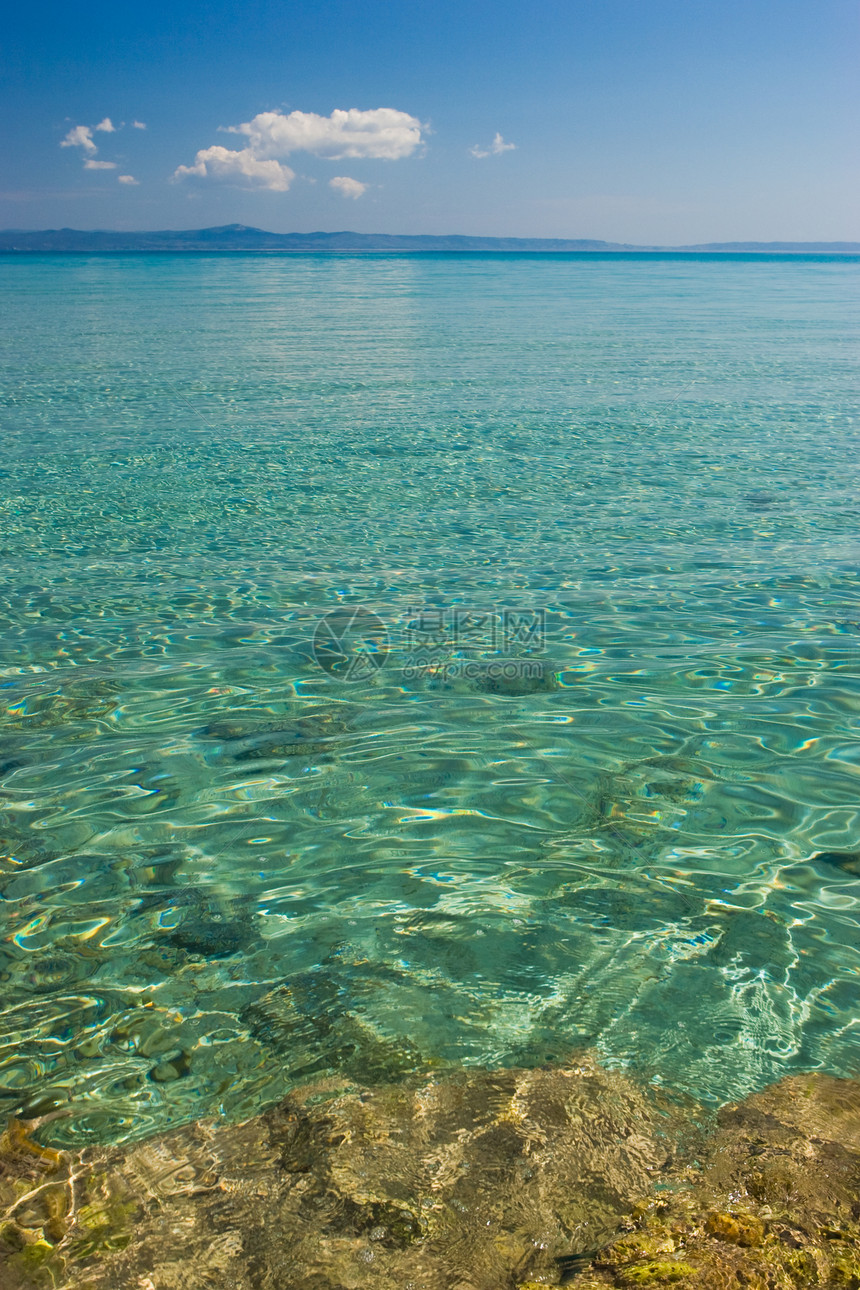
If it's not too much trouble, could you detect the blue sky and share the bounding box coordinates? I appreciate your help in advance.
[3,0,858,240]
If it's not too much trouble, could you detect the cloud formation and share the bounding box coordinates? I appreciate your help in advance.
[61,116,139,171]
[174,145,294,191]
[118,174,139,185]
[232,107,423,160]
[174,106,423,190]
[132,120,147,130]
[329,175,367,199]
[470,132,516,158]
[61,124,96,153]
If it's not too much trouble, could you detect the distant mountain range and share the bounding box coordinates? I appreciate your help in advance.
[1,225,858,254]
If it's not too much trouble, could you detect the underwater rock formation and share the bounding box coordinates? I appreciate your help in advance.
[1,1056,680,1289]
[2,1064,860,1288]
[197,707,353,763]
[561,1072,860,1288]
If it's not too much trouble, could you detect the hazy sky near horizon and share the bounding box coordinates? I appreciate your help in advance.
[3,0,858,242]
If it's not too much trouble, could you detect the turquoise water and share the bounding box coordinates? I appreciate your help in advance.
[1,252,860,1146]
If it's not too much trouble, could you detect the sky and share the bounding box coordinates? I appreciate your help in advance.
[2,0,858,242]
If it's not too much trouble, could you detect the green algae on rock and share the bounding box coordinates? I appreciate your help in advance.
[564,1072,860,1289]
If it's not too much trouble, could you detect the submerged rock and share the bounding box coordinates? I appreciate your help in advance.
[472,658,559,695]
[4,1067,860,1289]
[160,891,257,959]
[564,1072,860,1288]
[422,658,560,696]
[809,850,860,876]
[198,708,352,763]
[0,1056,682,1289]
[241,976,426,1084]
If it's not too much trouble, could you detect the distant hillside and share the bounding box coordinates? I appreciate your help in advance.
[0,225,858,254]
[0,226,632,252]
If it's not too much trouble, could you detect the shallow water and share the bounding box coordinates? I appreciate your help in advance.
[1,252,859,1146]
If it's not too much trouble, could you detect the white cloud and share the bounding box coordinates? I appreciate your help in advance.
[230,107,423,161]
[173,145,294,191]
[132,120,147,130]
[61,124,96,153]
[470,132,516,159]
[118,174,139,185]
[329,175,367,199]
[60,116,124,162]
[174,105,422,192]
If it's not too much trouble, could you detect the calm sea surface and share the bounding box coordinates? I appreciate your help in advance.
[1,252,859,1145]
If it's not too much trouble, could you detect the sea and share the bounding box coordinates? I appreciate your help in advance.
[1,250,859,1147]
